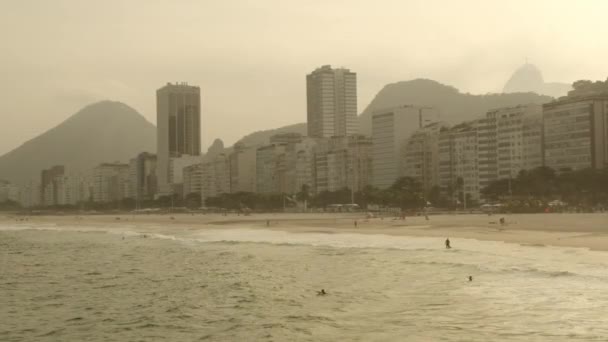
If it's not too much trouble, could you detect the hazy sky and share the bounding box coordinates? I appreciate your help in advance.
[1,0,608,155]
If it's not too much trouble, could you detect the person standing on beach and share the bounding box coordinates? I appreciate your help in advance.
[445,238,451,249]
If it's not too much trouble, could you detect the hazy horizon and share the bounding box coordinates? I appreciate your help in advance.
[2,0,608,155]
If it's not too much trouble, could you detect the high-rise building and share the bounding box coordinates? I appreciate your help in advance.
[543,94,608,172]
[18,181,40,208]
[183,163,203,198]
[256,144,287,194]
[401,122,446,195]
[200,153,231,204]
[128,152,157,203]
[475,104,543,190]
[288,138,317,195]
[372,106,439,189]
[494,105,542,179]
[229,143,257,194]
[40,165,64,206]
[169,155,202,197]
[438,122,480,203]
[312,135,372,194]
[156,82,201,195]
[0,180,20,203]
[522,114,544,171]
[55,173,91,206]
[306,65,357,138]
[476,111,498,191]
[92,163,129,203]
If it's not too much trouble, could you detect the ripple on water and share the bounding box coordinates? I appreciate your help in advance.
[2,228,608,342]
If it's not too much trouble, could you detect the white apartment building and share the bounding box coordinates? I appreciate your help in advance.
[256,144,287,194]
[229,143,257,194]
[306,65,358,138]
[92,163,129,203]
[543,95,608,172]
[495,105,542,179]
[18,181,41,208]
[183,163,203,197]
[0,180,20,203]
[200,153,230,204]
[313,135,372,194]
[372,106,439,189]
[169,155,202,186]
[438,122,480,203]
[401,122,445,195]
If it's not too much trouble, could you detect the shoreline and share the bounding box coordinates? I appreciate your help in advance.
[2,212,608,251]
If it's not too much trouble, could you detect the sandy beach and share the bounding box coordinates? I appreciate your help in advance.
[3,212,608,251]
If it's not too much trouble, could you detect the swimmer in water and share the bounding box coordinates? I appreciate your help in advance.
[317,289,327,296]
[468,276,473,282]
[445,238,451,249]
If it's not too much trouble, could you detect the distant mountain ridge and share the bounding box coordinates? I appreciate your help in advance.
[0,79,557,184]
[357,79,554,135]
[0,101,156,184]
[503,63,571,98]
[235,79,555,145]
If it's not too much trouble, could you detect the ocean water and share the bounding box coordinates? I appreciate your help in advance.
[1,222,608,341]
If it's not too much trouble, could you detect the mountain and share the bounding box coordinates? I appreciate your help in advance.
[503,63,571,98]
[231,78,555,147]
[235,123,307,148]
[357,79,554,135]
[0,101,156,184]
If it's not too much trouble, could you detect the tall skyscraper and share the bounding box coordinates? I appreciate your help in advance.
[156,82,201,195]
[306,65,357,138]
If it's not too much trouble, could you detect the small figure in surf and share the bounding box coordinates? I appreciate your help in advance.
[445,238,451,249]
[468,276,473,282]
[317,289,327,296]
[499,217,505,225]
[354,220,358,228]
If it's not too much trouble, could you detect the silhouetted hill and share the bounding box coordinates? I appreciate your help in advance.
[235,123,307,148]
[503,63,571,98]
[358,79,554,135]
[0,101,156,184]
[229,79,555,148]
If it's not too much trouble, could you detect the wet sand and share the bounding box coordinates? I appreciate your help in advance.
[2,212,608,251]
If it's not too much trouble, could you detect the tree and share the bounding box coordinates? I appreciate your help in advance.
[296,184,311,203]
[427,185,444,207]
[387,177,425,210]
[481,166,608,211]
[185,192,201,209]
[481,179,510,201]
[356,185,381,208]
[0,199,21,211]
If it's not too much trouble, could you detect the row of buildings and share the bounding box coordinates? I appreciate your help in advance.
[9,153,158,208]
[400,90,608,203]
[3,66,607,208]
